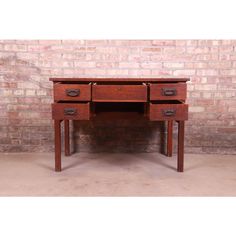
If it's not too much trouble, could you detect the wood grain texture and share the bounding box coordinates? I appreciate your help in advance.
[64,120,70,156]
[54,83,91,101]
[178,121,185,172]
[92,84,147,102]
[167,120,173,157]
[150,83,187,100]
[54,120,61,172]
[52,103,90,120]
[149,103,188,121]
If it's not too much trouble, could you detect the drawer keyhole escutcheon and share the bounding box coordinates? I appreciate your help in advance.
[66,89,80,97]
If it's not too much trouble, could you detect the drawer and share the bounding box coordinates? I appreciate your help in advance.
[53,83,91,101]
[52,103,90,120]
[150,83,186,100]
[149,102,188,121]
[92,84,147,102]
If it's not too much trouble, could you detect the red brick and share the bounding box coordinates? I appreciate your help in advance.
[130,40,152,46]
[195,84,217,91]
[198,40,220,46]
[186,40,198,46]
[63,69,85,75]
[28,45,52,52]
[51,60,73,68]
[208,61,232,69]
[17,52,39,60]
[152,70,172,75]
[110,40,130,46]
[119,62,140,68]
[96,47,117,54]
[219,46,234,53]
[86,40,109,46]
[142,47,162,53]
[173,69,196,76]
[163,62,184,68]
[220,69,236,76]
[96,62,118,68]
[129,69,151,76]
[4,44,28,52]
[232,62,236,68]
[84,68,106,75]
[197,69,218,76]
[196,54,218,61]
[74,61,96,68]
[61,40,85,45]
[106,69,129,76]
[39,40,61,45]
[187,47,210,54]
[163,47,185,54]
[152,40,175,46]
[185,62,208,69]
[25,90,36,96]
[189,106,205,112]
[141,62,162,69]
[40,52,62,60]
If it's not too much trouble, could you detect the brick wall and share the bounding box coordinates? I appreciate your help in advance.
[0,40,235,154]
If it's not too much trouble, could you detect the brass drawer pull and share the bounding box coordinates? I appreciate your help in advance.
[162,88,177,96]
[66,89,80,97]
[64,108,77,115]
[162,109,176,116]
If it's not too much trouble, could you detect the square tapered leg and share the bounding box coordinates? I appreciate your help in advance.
[54,120,62,172]
[167,120,173,157]
[64,120,70,156]
[177,121,185,172]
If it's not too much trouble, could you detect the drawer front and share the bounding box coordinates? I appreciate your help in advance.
[54,83,91,101]
[92,84,147,102]
[149,103,188,121]
[52,103,90,120]
[150,83,187,100]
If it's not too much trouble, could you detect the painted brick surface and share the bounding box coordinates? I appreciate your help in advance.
[0,40,235,154]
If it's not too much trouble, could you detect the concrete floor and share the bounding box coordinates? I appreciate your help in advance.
[0,152,236,196]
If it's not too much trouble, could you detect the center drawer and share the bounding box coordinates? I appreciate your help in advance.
[92,84,147,102]
[53,83,91,102]
[52,103,90,120]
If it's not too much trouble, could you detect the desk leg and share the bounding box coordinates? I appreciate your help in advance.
[177,121,185,172]
[64,120,70,156]
[54,120,61,172]
[167,120,173,157]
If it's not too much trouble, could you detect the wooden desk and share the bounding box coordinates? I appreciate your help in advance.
[50,77,189,172]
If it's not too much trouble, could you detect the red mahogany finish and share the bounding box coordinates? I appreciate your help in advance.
[50,77,189,172]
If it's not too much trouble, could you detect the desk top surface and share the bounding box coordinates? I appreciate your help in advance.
[50,76,190,82]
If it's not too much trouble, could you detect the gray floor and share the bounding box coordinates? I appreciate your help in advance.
[0,152,235,196]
